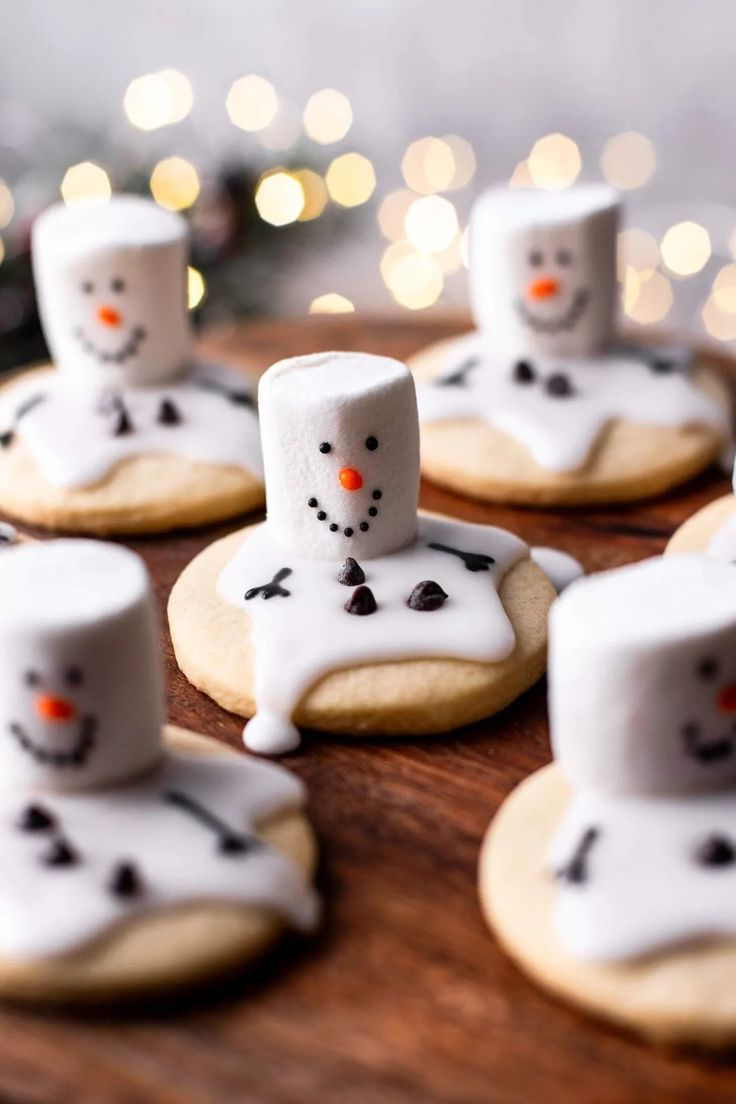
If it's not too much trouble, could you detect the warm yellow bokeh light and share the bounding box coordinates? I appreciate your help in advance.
[255,171,305,226]
[459,226,470,268]
[600,132,656,191]
[124,69,193,131]
[443,135,476,190]
[623,270,673,324]
[616,228,660,281]
[226,75,278,132]
[508,160,534,189]
[187,266,206,309]
[303,89,352,144]
[401,137,455,195]
[621,266,641,315]
[61,162,112,207]
[377,190,415,242]
[404,195,458,254]
[660,220,711,276]
[712,264,736,314]
[434,236,463,274]
[325,153,376,207]
[528,133,581,190]
[0,180,14,229]
[380,241,414,286]
[385,250,444,310]
[150,157,200,211]
[294,169,327,221]
[702,295,736,341]
[309,292,355,314]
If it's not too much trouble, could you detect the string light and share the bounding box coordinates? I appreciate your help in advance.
[600,132,656,190]
[325,153,376,207]
[401,137,454,194]
[443,135,476,189]
[404,195,458,253]
[150,157,200,211]
[702,295,736,341]
[380,241,414,286]
[434,236,463,274]
[187,266,206,309]
[303,89,352,144]
[616,228,659,281]
[0,180,14,228]
[622,270,672,324]
[60,162,111,207]
[712,264,736,314]
[123,69,193,131]
[226,75,278,132]
[527,133,581,190]
[384,249,444,310]
[294,169,327,221]
[660,220,711,276]
[309,292,355,313]
[508,160,534,189]
[255,170,305,225]
[377,190,415,241]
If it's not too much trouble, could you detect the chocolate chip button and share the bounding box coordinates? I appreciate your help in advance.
[407,580,448,611]
[513,360,536,384]
[338,557,366,586]
[109,860,143,898]
[17,804,55,832]
[157,398,182,426]
[545,373,574,398]
[344,585,377,616]
[695,834,736,867]
[42,839,78,867]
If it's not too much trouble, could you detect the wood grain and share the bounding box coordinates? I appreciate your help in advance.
[4,315,736,1104]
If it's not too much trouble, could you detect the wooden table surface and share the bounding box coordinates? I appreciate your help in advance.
[5,315,736,1104]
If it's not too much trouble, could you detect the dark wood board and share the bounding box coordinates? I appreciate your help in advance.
[4,315,736,1104]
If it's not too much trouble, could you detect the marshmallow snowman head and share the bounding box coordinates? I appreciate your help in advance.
[0,540,164,793]
[259,352,420,560]
[32,196,190,388]
[550,555,736,798]
[469,184,620,359]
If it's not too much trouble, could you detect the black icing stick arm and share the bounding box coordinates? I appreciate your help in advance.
[164,790,260,855]
[436,355,479,387]
[195,377,254,408]
[427,542,495,573]
[245,567,292,600]
[0,392,47,448]
[554,826,600,885]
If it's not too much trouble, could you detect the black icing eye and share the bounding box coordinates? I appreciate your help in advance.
[529,250,544,267]
[24,670,41,688]
[81,280,94,294]
[365,436,378,451]
[698,657,719,681]
[319,442,332,454]
[110,277,125,293]
[64,666,83,687]
[556,249,572,266]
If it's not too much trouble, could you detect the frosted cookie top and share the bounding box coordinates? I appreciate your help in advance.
[259,351,420,560]
[0,540,164,792]
[469,184,620,359]
[32,195,191,388]
[549,555,736,797]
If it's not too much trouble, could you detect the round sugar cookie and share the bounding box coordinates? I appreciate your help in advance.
[480,763,736,1047]
[0,365,264,535]
[666,494,736,556]
[0,725,316,1006]
[409,336,729,507]
[169,524,554,740]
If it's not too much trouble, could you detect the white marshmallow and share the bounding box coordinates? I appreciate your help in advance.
[550,555,736,797]
[258,351,420,560]
[469,185,620,359]
[32,196,190,388]
[0,540,164,792]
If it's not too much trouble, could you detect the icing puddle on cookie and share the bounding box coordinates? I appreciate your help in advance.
[0,363,263,488]
[417,333,729,473]
[217,514,527,754]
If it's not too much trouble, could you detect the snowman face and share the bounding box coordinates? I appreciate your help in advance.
[32,197,191,389]
[7,660,97,772]
[680,652,736,766]
[469,185,619,359]
[259,352,420,560]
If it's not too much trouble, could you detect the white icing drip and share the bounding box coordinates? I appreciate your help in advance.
[707,511,736,561]
[0,362,263,489]
[0,748,318,959]
[530,547,583,594]
[416,334,728,473]
[550,785,736,962]
[217,515,528,754]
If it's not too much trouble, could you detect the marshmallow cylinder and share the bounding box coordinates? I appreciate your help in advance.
[550,555,736,797]
[0,540,164,792]
[259,352,420,560]
[32,196,190,388]
[469,184,620,359]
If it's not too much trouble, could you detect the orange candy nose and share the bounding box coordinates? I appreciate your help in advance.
[96,304,122,327]
[339,468,364,491]
[718,684,736,713]
[527,277,560,301]
[35,695,76,722]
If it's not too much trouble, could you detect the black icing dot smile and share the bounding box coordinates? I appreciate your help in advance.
[682,721,736,765]
[9,715,97,769]
[73,324,147,366]
[306,487,382,536]
[515,287,590,334]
